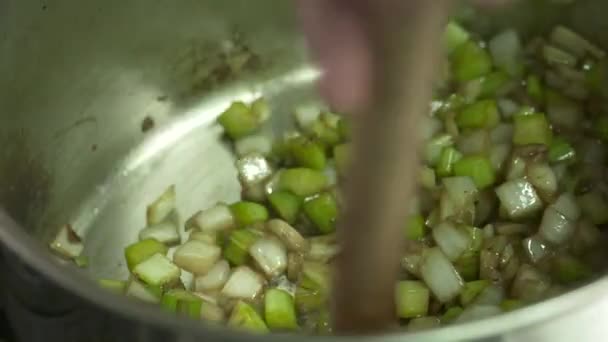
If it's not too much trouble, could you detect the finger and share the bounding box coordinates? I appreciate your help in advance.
[295,0,372,113]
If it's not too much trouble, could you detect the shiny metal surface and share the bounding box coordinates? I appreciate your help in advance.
[0,0,608,341]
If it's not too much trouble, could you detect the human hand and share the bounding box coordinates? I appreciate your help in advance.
[296,0,511,113]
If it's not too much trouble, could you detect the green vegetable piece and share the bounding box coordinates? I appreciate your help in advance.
[456,100,500,129]
[310,113,341,147]
[585,59,607,94]
[290,138,327,170]
[460,280,490,306]
[303,193,338,234]
[333,143,351,177]
[501,299,523,312]
[425,134,454,166]
[526,74,544,102]
[548,137,576,164]
[279,168,328,197]
[265,289,299,331]
[419,166,437,190]
[228,301,269,333]
[224,229,263,266]
[480,71,511,98]
[396,281,430,319]
[132,253,181,287]
[295,286,325,313]
[217,102,259,140]
[454,250,480,281]
[98,279,127,294]
[230,201,269,228]
[437,147,463,177]
[405,215,426,240]
[453,155,496,189]
[452,41,493,82]
[268,191,302,224]
[337,118,351,141]
[441,306,464,323]
[124,239,169,272]
[513,113,552,146]
[161,289,203,319]
[577,190,608,225]
[553,255,592,284]
[316,309,333,335]
[300,262,331,293]
[444,21,470,54]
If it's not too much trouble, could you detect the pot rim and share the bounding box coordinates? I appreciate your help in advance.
[1,211,605,341]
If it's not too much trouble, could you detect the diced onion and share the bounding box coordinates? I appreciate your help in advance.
[139,221,180,245]
[146,185,176,225]
[186,203,235,232]
[489,144,511,172]
[538,207,576,245]
[497,98,519,119]
[495,179,543,219]
[489,29,522,76]
[221,266,265,300]
[552,193,581,221]
[511,264,551,302]
[266,219,309,254]
[457,130,491,155]
[126,279,161,303]
[235,134,273,157]
[50,224,84,259]
[173,240,222,275]
[432,222,471,261]
[249,237,288,277]
[195,260,231,291]
[420,248,464,303]
[456,305,502,323]
[236,154,273,186]
[523,236,550,263]
[526,163,558,200]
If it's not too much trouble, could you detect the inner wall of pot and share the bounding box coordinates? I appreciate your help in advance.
[1,0,608,280]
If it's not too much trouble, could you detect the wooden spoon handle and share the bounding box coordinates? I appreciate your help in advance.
[333,0,451,334]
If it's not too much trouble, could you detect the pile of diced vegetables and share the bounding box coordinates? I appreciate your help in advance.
[51,22,608,333]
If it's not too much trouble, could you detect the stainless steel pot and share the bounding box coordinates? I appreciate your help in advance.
[1,0,608,341]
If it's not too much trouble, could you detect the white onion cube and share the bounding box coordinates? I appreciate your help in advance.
[221,266,264,299]
[495,179,543,219]
[173,240,221,275]
[420,248,464,303]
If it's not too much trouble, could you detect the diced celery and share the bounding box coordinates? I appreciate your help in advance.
[98,279,127,294]
[310,113,341,147]
[124,239,168,272]
[303,193,338,234]
[300,262,330,293]
[224,229,263,266]
[552,255,592,284]
[161,289,203,319]
[125,279,162,303]
[460,280,490,306]
[74,255,89,268]
[453,155,496,189]
[295,286,325,313]
[480,71,511,98]
[452,41,493,82]
[265,289,299,330]
[513,113,552,146]
[132,253,181,287]
[333,143,351,177]
[268,191,302,224]
[290,138,327,170]
[229,201,269,229]
[228,301,269,333]
[500,299,523,312]
[456,100,500,129]
[548,137,576,163]
[465,226,484,251]
[444,21,470,54]
[454,250,480,281]
[526,74,544,102]
[437,147,462,177]
[395,281,430,319]
[425,134,454,166]
[441,306,464,323]
[405,215,426,241]
[279,168,328,196]
[217,102,260,140]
